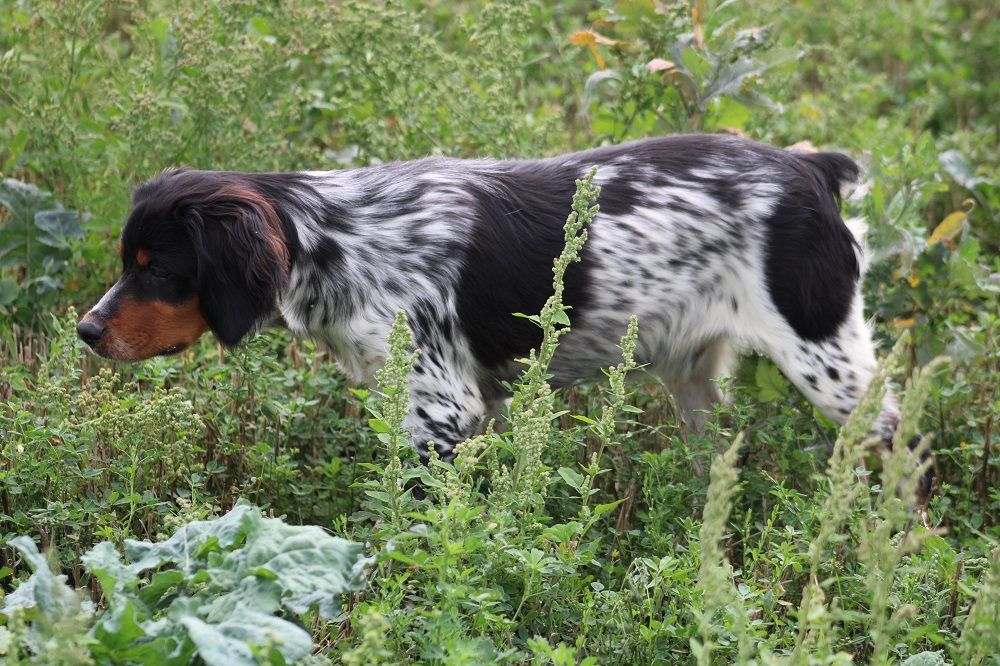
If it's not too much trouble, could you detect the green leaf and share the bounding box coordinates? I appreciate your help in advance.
[247,567,279,581]
[900,651,948,666]
[557,466,585,490]
[0,277,18,305]
[755,358,788,402]
[0,179,86,313]
[681,47,712,80]
[207,507,367,618]
[542,522,583,543]
[368,418,390,433]
[592,499,625,517]
[701,48,801,111]
[82,541,138,596]
[3,536,85,620]
[939,150,985,190]
[248,16,272,36]
[90,597,148,655]
[122,502,257,573]
[80,504,368,663]
[149,17,171,44]
[2,130,27,173]
[34,209,84,248]
[709,96,750,130]
[178,612,312,666]
[137,570,186,607]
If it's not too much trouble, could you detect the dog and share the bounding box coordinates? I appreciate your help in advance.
[77,134,932,506]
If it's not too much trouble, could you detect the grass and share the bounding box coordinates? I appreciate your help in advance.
[1,0,998,663]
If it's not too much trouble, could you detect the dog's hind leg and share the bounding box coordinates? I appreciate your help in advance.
[662,338,736,432]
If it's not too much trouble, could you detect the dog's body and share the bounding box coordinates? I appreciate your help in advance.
[79,134,923,495]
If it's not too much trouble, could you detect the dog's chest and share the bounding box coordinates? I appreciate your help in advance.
[279,282,393,385]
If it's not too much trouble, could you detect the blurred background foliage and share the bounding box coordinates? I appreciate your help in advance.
[0,0,998,662]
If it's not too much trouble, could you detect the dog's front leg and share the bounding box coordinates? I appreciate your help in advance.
[403,347,486,463]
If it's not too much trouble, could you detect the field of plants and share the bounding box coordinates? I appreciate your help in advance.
[1,0,998,664]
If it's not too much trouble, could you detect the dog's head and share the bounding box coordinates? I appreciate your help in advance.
[77,169,292,361]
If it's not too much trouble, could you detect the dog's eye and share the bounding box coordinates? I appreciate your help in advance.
[148,265,170,279]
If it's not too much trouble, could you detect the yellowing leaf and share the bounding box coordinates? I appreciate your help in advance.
[692,0,705,49]
[928,208,969,247]
[569,29,624,47]
[801,103,821,122]
[589,45,607,69]
[892,317,916,330]
[570,30,623,69]
[892,264,919,286]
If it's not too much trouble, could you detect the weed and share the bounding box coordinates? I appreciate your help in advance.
[1,0,997,662]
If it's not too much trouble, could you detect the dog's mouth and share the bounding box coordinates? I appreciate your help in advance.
[82,337,190,361]
[156,343,189,356]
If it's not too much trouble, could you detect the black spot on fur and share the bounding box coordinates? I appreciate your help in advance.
[762,150,861,341]
[311,236,343,272]
[456,165,594,368]
[905,434,935,502]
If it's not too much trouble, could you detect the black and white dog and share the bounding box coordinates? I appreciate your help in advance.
[76,134,930,504]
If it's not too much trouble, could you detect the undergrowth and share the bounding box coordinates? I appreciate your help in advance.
[1,0,998,663]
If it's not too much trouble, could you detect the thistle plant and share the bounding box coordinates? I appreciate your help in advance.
[789,334,909,663]
[341,609,393,666]
[361,310,420,535]
[692,433,747,666]
[863,354,948,664]
[490,167,601,519]
[594,315,639,455]
[572,316,639,524]
[957,547,1000,665]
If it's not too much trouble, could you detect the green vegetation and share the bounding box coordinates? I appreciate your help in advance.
[3,502,366,665]
[1,0,998,663]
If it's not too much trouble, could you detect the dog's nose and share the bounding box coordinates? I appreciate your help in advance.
[76,317,106,346]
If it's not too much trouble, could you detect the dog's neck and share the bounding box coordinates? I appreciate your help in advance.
[267,164,482,383]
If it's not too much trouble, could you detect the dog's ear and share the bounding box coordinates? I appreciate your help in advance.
[180,186,290,346]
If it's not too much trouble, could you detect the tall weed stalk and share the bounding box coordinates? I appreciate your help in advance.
[489,166,601,521]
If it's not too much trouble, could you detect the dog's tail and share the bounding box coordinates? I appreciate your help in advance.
[796,150,870,273]
[798,150,861,203]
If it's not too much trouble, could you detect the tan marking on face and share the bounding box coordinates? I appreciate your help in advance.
[118,240,124,257]
[136,249,150,267]
[94,295,209,361]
